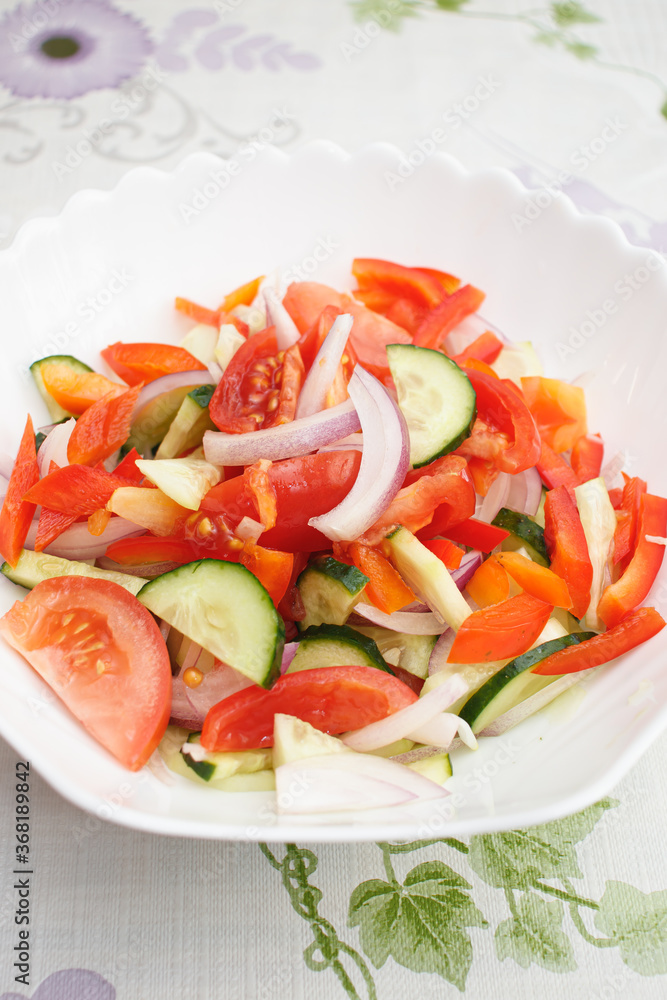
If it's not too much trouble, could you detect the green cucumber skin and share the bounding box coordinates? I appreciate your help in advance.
[307,557,369,595]
[459,630,596,728]
[492,507,550,564]
[30,355,93,422]
[182,754,216,781]
[188,384,216,408]
[295,623,394,674]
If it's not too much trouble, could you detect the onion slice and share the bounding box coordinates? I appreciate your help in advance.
[451,550,483,590]
[134,371,210,416]
[25,517,145,560]
[341,674,467,751]
[296,314,353,419]
[309,366,409,542]
[408,713,477,750]
[352,602,448,635]
[264,288,300,349]
[37,418,75,476]
[203,399,360,466]
[476,472,510,523]
[280,642,299,675]
[275,752,448,814]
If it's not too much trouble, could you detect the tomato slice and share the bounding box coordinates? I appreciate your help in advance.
[456,369,541,474]
[0,578,171,770]
[200,451,362,552]
[101,341,208,386]
[447,594,553,663]
[0,416,40,567]
[200,665,418,751]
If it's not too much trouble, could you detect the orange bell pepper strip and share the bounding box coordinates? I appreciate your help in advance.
[520,376,587,453]
[533,606,665,675]
[39,363,125,415]
[240,542,293,608]
[536,440,579,492]
[597,493,667,628]
[543,485,593,620]
[466,555,510,608]
[174,297,220,327]
[421,538,464,570]
[495,551,572,608]
[447,593,553,663]
[612,475,647,571]
[0,416,40,566]
[101,341,208,386]
[415,267,461,295]
[219,275,263,313]
[243,459,278,531]
[571,433,604,484]
[67,385,142,466]
[413,284,486,350]
[465,456,500,497]
[450,331,503,367]
[345,542,415,615]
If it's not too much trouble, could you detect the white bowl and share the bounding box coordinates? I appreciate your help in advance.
[1,142,666,842]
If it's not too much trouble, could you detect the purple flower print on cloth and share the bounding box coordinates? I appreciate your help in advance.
[0,0,153,99]
[0,968,115,999]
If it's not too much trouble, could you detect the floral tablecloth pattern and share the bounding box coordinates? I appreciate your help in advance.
[1,1,667,998]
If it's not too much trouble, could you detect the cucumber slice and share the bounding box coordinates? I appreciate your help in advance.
[288,624,392,673]
[2,549,147,596]
[126,381,207,456]
[406,753,452,784]
[273,714,351,768]
[387,344,476,468]
[180,735,272,783]
[155,386,217,460]
[350,625,436,679]
[490,341,543,386]
[166,748,275,790]
[297,557,368,629]
[492,508,549,566]
[138,559,284,687]
[459,631,595,734]
[30,355,93,422]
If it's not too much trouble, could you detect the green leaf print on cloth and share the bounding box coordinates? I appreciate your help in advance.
[259,796,667,997]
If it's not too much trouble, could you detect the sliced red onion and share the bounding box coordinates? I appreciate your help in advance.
[427,629,457,675]
[96,555,181,578]
[0,452,16,481]
[134,371,210,416]
[184,660,255,719]
[352,602,448,635]
[475,313,510,343]
[451,550,483,590]
[280,642,299,674]
[309,366,409,542]
[408,712,477,750]
[601,452,625,489]
[479,667,600,737]
[506,466,542,517]
[442,314,487,356]
[476,472,511,523]
[341,674,467,752]
[275,752,448,814]
[264,287,300,349]
[37,418,75,477]
[317,433,364,454]
[203,399,360,466]
[296,313,353,419]
[25,517,145,560]
[207,360,223,384]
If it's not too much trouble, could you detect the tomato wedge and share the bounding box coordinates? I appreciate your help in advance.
[101,341,207,386]
[495,551,571,608]
[447,594,553,663]
[0,578,171,770]
[0,416,40,567]
[201,665,417,751]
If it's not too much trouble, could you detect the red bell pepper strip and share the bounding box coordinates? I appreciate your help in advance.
[533,607,665,675]
[383,297,428,336]
[495,551,572,608]
[201,665,418,751]
[67,385,142,466]
[112,447,145,484]
[543,485,593,620]
[434,516,510,553]
[457,368,541,474]
[536,440,579,492]
[597,493,667,628]
[23,465,136,517]
[415,267,461,295]
[101,341,208,386]
[174,297,220,327]
[612,475,647,571]
[571,433,604,484]
[447,593,553,663]
[352,258,446,308]
[104,536,199,566]
[421,538,464,570]
[450,331,503,367]
[361,455,475,546]
[413,284,486,350]
[34,508,79,552]
[0,416,40,567]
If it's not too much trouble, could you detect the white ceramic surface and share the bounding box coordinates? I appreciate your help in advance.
[1,142,666,842]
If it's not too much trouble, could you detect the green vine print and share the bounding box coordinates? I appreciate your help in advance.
[259,798,667,996]
[350,0,667,119]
